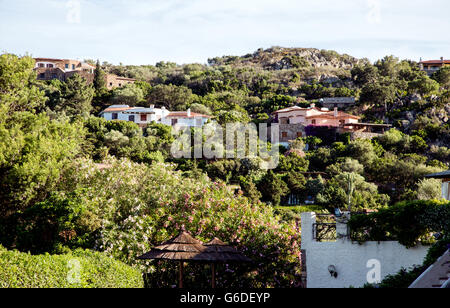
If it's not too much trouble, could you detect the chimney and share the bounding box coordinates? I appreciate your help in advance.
[441,57,444,62]
[187,108,191,117]
[150,104,155,109]
[334,107,338,117]
[310,103,316,109]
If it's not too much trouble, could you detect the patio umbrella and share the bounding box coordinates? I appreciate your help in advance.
[203,238,252,288]
[137,231,210,288]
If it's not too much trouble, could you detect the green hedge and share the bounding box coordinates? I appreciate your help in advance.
[348,200,450,248]
[0,246,144,288]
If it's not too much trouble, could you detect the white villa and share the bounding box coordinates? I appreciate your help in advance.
[100,105,213,128]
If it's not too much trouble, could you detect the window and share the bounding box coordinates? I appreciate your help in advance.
[47,64,54,68]
[110,82,113,86]
[140,114,147,122]
[311,120,316,125]
[129,115,135,122]
[112,113,118,120]
[297,132,303,138]
[282,132,288,138]
[38,63,45,68]
[119,84,122,87]
[280,118,289,124]
[172,119,178,126]
[39,73,45,79]
[65,64,69,69]
[72,64,76,70]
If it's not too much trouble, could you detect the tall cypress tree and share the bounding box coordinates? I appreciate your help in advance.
[93,60,106,93]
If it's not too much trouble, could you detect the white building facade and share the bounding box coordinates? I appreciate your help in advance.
[301,212,429,288]
[100,105,212,128]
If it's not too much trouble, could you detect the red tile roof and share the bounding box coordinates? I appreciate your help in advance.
[420,59,450,65]
[103,107,133,112]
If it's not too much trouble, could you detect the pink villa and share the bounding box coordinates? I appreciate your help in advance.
[272,104,360,144]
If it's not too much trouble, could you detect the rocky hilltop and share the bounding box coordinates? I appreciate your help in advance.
[208,46,364,71]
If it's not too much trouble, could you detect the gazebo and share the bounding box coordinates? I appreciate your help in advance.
[138,232,252,288]
[204,238,252,288]
[425,170,450,200]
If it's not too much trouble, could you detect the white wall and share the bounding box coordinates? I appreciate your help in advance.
[301,212,429,288]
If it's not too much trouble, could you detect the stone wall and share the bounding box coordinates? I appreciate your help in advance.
[350,131,383,140]
[277,124,305,143]
[105,74,136,89]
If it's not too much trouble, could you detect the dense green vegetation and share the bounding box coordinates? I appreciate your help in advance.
[348,200,450,247]
[0,47,449,288]
[0,246,144,288]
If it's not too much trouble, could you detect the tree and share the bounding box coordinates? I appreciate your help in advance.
[0,111,84,217]
[351,64,379,86]
[147,84,193,110]
[189,103,212,115]
[93,60,107,94]
[0,54,47,113]
[408,75,439,96]
[55,74,94,119]
[359,80,397,109]
[258,171,289,206]
[317,172,390,211]
[433,66,450,89]
[112,83,145,106]
[416,179,442,200]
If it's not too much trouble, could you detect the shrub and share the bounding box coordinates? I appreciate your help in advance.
[0,246,143,288]
[349,200,450,248]
[51,158,302,288]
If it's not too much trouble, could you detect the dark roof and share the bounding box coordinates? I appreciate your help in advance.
[344,123,392,127]
[425,170,450,179]
[204,238,252,263]
[137,232,209,261]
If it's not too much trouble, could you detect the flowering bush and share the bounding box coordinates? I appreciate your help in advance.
[54,157,302,288]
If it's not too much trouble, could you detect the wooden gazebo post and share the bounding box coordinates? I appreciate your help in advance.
[179,261,184,288]
[211,263,216,289]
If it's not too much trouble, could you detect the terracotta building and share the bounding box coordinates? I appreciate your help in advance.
[419,57,450,76]
[33,58,135,89]
[272,104,360,144]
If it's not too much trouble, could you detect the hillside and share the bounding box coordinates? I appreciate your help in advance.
[208,46,363,71]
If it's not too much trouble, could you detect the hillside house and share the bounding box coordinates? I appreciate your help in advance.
[100,105,212,129]
[33,58,135,89]
[419,57,450,76]
[272,104,360,144]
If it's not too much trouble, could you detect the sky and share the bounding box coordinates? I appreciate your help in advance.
[0,0,449,65]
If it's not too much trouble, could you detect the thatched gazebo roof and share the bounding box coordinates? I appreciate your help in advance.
[137,232,211,262]
[204,238,252,263]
